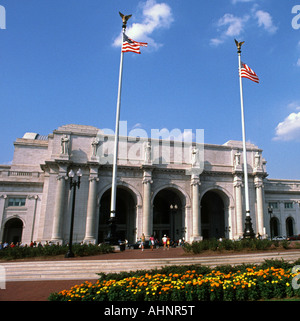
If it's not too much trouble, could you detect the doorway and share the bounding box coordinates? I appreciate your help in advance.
[2,218,23,244]
[201,191,226,239]
[98,187,136,243]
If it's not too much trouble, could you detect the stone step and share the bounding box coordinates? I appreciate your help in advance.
[1,250,300,282]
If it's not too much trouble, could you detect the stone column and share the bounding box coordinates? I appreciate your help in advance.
[51,169,67,243]
[295,202,300,235]
[142,168,153,239]
[84,167,99,244]
[191,174,201,241]
[234,175,243,238]
[0,195,7,242]
[28,195,39,243]
[278,201,284,236]
[254,176,264,236]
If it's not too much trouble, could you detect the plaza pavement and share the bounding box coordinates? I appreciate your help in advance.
[0,247,300,301]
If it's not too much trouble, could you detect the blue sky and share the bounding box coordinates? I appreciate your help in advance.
[0,0,299,179]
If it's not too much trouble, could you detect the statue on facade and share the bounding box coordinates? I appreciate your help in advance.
[191,147,199,167]
[144,141,151,164]
[92,137,100,157]
[61,135,70,155]
[234,151,241,167]
[254,152,261,169]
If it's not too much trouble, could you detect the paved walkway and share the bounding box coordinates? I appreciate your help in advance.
[1,247,300,301]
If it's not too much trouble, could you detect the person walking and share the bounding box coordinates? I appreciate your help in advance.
[149,235,155,251]
[141,233,145,251]
[162,234,167,250]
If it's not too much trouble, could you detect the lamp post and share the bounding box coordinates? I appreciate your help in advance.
[170,204,178,241]
[268,206,273,240]
[65,168,82,258]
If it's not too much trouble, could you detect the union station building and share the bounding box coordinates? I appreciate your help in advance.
[0,124,299,245]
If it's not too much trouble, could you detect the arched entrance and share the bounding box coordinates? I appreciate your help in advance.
[153,188,184,242]
[201,190,226,239]
[286,217,294,237]
[2,218,23,244]
[270,217,279,238]
[98,187,136,243]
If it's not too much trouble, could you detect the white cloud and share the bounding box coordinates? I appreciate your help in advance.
[274,112,300,141]
[211,6,277,46]
[113,0,173,50]
[232,0,255,4]
[219,14,250,37]
[254,10,278,34]
[210,38,225,46]
[287,101,300,110]
[210,14,249,46]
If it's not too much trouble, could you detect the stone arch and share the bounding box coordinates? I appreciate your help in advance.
[97,183,139,243]
[200,185,233,208]
[97,181,142,208]
[151,183,191,208]
[2,217,24,244]
[270,216,279,238]
[286,216,295,237]
[200,187,231,240]
[152,184,188,242]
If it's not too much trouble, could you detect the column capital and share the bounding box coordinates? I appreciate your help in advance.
[191,174,201,186]
[142,178,153,185]
[142,166,153,185]
[254,176,264,188]
[89,176,99,182]
[233,175,243,188]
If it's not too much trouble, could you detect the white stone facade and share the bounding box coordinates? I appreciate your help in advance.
[0,124,299,245]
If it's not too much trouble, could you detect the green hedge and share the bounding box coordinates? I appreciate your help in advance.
[0,243,114,260]
[183,238,297,254]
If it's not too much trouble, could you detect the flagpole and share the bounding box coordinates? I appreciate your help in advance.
[110,31,124,220]
[235,40,255,239]
[106,14,130,245]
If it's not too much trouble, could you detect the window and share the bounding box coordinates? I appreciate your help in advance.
[284,202,293,209]
[268,202,278,209]
[8,198,26,207]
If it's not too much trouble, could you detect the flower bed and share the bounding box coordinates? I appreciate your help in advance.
[49,260,300,301]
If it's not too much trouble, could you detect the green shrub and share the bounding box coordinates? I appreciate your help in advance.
[0,243,114,260]
[183,238,292,255]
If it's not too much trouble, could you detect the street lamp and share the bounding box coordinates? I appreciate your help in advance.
[170,204,178,241]
[65,168,82,258]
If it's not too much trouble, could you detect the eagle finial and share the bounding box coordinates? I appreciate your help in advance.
[119,12,132,29]
[235,39,245,53]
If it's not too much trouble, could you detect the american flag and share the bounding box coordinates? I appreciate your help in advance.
[122,33,148,54]
[240,62,259,83]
